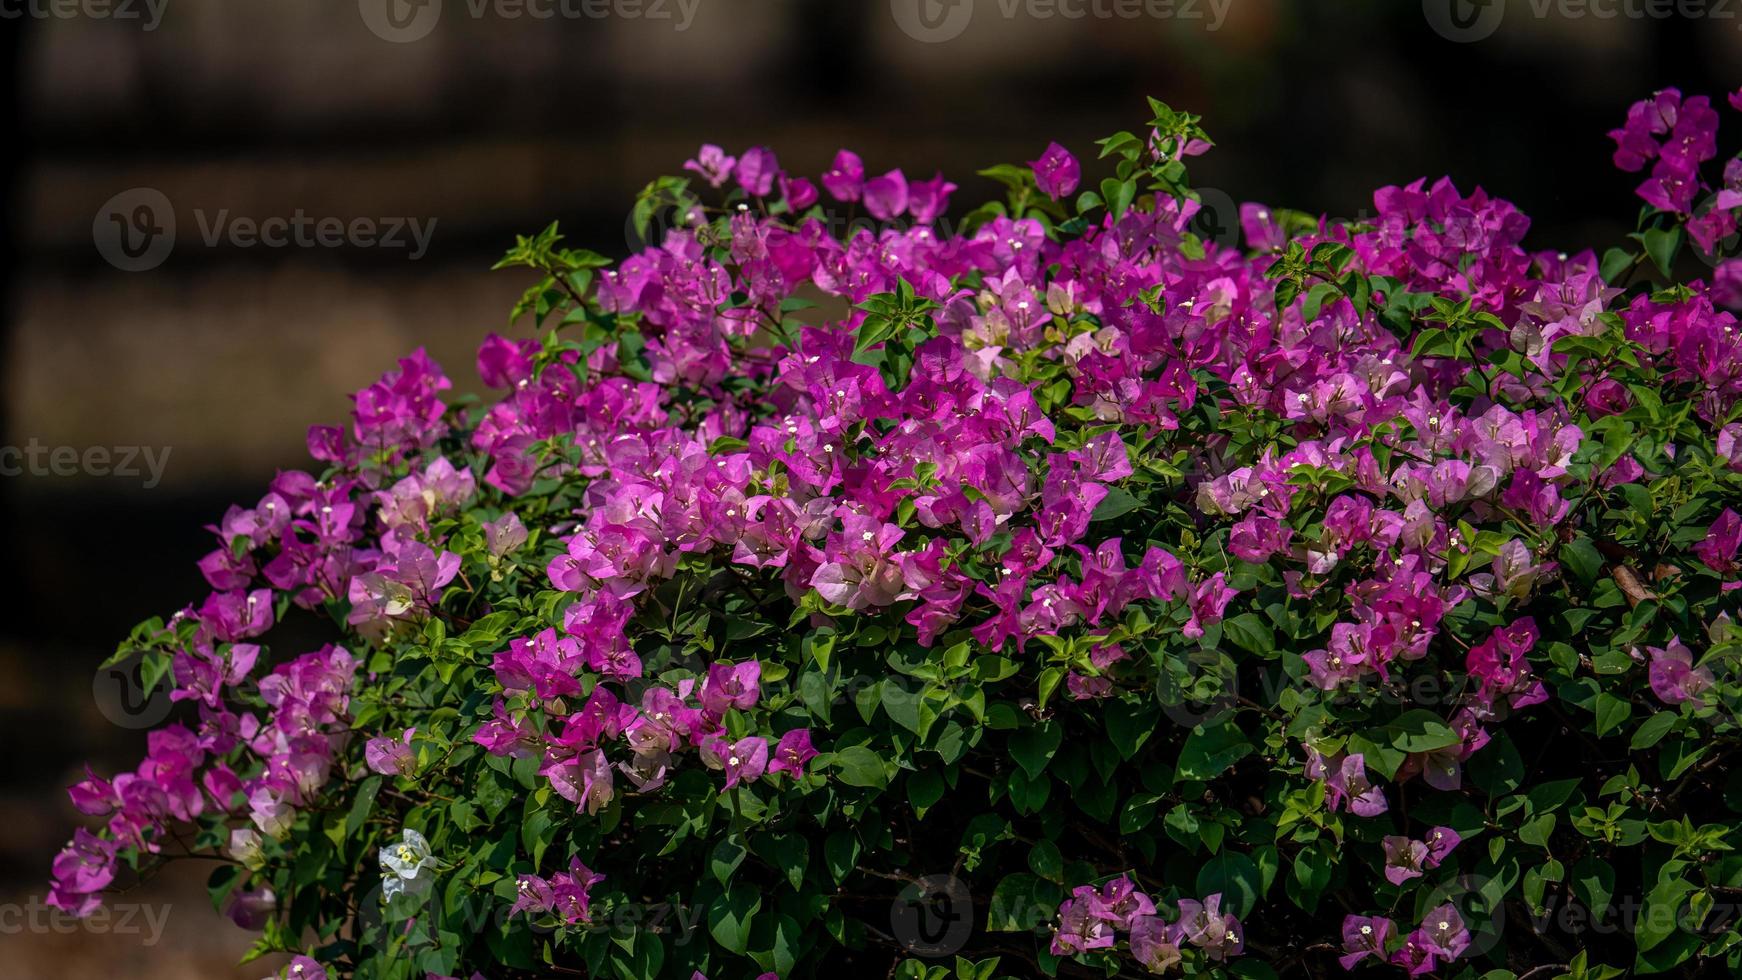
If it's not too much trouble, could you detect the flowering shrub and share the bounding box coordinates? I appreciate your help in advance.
[46,89,1742,979]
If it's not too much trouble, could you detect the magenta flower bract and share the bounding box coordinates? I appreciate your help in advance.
[1029,142,1081,200]
[1339,914,1395,970]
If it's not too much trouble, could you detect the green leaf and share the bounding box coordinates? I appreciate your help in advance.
[1636,877,1696,952]
[1090,487,1143,522]
[1104,699,1156,759]
[345,775,383,840]
[824,831,860,885]
[1630,711,1678,750]
[759,913,801,977]
[1196,850,1262,917]
[987,873,1046,932]
[1176,720,1252,782]
[1221,613,1274,656]
[757,835,809,892]
[1570,855,1615,919]
[1518,813,1557,848]
[1560,536,1604,585]
[707,882,762,955]
[521,804,557,870]
[1008,722,1063,780]
[1525,778,1584,814]
[1386,710,1460,753]
[1465,731,1524,795]
[1600,247,1637,283]
[908,767,946,819]
[1594,693,1633,737]
[1100,178,1136,222]
[832,745,891,789]
[1027,840,1065,883]
[882,677,922,733]
[710,837,747,886]
[205,864,243,912]
[1639,225,1682,278]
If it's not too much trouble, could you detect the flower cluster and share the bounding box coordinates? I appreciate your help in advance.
[55,642,355,916]
[46,90,1742,980]
[506,855,605,927]
[1339,905,1471,975]
[1053,877,1244,969]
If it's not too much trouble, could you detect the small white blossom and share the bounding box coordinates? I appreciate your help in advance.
[379,828,435,901]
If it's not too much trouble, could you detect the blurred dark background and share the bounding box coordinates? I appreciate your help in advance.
[0,1,1738,975]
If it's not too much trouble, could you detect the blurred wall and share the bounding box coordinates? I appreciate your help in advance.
[2,1,1740,975]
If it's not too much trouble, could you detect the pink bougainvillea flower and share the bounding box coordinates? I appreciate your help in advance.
[275,957,329,980]
[1340,915,1395,969]
[1382,835,1431,885]
[905,172,958,224]
[1029,142,1080,200]
[735,146,779,198]
[1646,637,1716,707]
[1050,891,1116,955]
[1239,202,1284,251]
[1319,752,1388,817]
[779,173,818,212]
[1129,914,1183,972]
[365,729,417,777]
[549,857,606,926]
[766,729,817,778]
[1170,893,1244,961]
[1694,508,1742,575]
[683,144,735,188]
[1417,903,1471,960]
[820,149,865,202]
[697,660,761,716]
[700,735,768,791]
[862,169,909,221]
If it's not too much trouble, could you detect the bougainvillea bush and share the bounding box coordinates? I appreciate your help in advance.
[47,89,1742,979]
